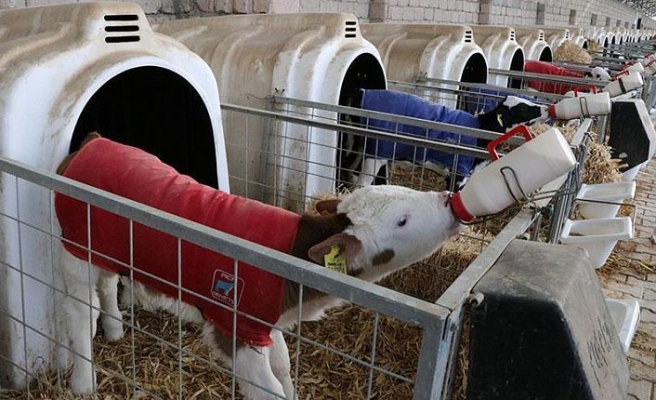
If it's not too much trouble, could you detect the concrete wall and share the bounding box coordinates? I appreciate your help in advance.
[1,0,655,31]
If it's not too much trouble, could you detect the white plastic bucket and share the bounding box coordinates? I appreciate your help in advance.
[560,217,634,269]
[621,162,646,182]
[605,298,640,353]
[576,181,636,219]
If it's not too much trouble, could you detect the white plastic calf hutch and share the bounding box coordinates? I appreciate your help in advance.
[584,27,606,46]
[539,27,571,50]
[514,28,554,62]
[565,27,589,49]
[154,14,388,213]
[359,23,488,109]
[610,27,627,45]
[0,2,229,388]
[470,26,525,89]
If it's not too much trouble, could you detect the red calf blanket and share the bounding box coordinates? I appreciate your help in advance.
[55,138,300,346]
[524,61,588,95]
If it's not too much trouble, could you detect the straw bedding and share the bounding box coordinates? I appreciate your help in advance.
[554,39,593,64]
[585,39,602,52]
[8,119,636,399]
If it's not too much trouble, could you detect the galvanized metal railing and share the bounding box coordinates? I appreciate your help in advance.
[0,151,456,400]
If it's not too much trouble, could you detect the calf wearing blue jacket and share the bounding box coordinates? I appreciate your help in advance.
[341,90,549,187]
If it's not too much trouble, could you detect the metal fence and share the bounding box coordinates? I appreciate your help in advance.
[0,152,457,399]
[0,69,623,399]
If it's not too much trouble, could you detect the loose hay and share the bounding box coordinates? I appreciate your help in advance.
[388,161,448,192]
[1,308,231,400]
[554,39,593,64]
[7,224,489,400]
[585,39,601,52]
[581,141,624,184]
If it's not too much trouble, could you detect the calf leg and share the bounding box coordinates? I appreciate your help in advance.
[204,324,287,400]
[270,329,295,400]
[354,158,388,187]
[62,251,101,395]
[234,345,287,400]
[97,272,123,342]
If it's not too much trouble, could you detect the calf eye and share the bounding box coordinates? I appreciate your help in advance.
[397,216,408,227]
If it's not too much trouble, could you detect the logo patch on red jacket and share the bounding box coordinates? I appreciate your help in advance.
[211,270,245,308]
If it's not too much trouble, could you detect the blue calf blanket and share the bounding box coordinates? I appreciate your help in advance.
[361,90,479,177]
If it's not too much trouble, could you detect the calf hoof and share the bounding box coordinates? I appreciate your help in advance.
[103,325,124,342]
[102,315,125,342]
[70,371,96,396]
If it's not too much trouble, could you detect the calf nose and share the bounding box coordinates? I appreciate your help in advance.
[538,104,550,119]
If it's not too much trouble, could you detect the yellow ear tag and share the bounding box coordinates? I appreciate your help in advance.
[497,113,504,127]
[324,245,347,274]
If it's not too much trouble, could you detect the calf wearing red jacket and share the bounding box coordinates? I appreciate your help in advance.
[524,60,611,95]
[56,133,461,399]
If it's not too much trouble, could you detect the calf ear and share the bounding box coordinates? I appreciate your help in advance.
[81,131,102,148]
[308,232,363,267]
[315,199,341,215]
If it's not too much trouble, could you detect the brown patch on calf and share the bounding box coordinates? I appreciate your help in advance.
[307,232,362,266]
[314,199,341,215]
[56,132,102,175]
[207,324,243,358]
[372,249,395,266]
[290,213,352,262]
[284,212,355,313]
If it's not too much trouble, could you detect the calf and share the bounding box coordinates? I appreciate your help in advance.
[56,133,461,399]
[342,89,549,187]
[523,60,611,95]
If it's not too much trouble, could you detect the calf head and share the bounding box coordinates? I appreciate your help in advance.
[586,66,612,81]
[481,96,549,133]
[308,185,460,281]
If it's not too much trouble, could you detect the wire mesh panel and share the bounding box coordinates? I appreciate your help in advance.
[0,90,611,400]
[219,99,589,400]
[0,151,463,400]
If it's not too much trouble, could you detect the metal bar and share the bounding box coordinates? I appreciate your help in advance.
[259,98,528,149]
[412,320,448,400]
[410,77,564,102]
[435,305,465,400]
[601,42,655,52]
[429,209,540,400]
[488,68,608,87]
[0,155,449,328]
[546,120,592,243]
[435,208,537,311]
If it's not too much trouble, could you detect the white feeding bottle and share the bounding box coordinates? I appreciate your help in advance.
[450,126,577,222]
[602,70,644,96]
[618,62,644,75]
[642,56,656,73]
[548,91,612,120]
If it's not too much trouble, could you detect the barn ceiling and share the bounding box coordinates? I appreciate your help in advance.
[620,0,656,18]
